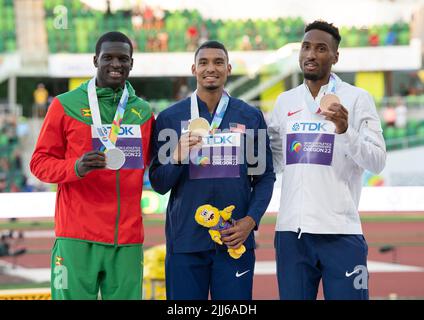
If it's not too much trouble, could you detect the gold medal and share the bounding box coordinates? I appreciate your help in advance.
[188,117,210,136]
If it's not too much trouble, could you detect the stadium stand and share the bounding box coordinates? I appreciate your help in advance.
[0,0,17,53]
[376,92,424,150]
[34,1,412,54]
[0,112,27,192]
[382,120,423,151]
[0,0,421,155]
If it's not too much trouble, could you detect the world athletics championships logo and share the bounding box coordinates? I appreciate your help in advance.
[196,156,210,166]
[290,141,302,153]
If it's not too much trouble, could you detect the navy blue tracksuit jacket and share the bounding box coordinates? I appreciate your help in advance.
[149,95,275,253]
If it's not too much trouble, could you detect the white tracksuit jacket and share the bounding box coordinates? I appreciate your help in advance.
[268,73,386,235]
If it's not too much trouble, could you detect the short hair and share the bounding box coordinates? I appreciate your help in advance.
[305,20,341,48]
[95,31,133,57]
[194,40,229,61]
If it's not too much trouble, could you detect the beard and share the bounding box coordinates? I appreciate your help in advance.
[302,65,331,82]
[303,72,320,81]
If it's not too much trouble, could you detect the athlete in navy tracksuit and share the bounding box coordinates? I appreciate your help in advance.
[149,41,275,300]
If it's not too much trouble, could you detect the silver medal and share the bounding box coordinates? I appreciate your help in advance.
[106,148,126,170]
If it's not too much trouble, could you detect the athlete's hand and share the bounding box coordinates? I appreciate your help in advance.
[172,132,203,163]
[220,216,256,249]
[321,103,349,134]
[76,150,106,177]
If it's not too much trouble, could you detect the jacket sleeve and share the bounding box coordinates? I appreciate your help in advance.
[148,112,185,195]
[246,110,276,228]
[30,98,81,184]
[267,94,285,174]
[336,90,386,174]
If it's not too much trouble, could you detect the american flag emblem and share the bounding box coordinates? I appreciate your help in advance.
[229,123,246,133]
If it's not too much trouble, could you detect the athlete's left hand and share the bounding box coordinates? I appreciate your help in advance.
[321,103,349,134]
[220,216,256,249]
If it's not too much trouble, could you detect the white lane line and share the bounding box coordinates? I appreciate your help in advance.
[1,259,423,284]
[254,260,424,275]
[0,260,50,283]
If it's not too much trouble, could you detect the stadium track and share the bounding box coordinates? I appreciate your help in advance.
[1,219,424,299]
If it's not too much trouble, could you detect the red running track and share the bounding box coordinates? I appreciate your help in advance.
[1,220,423,299]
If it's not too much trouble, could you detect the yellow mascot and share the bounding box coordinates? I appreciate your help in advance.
[194,204,246,259]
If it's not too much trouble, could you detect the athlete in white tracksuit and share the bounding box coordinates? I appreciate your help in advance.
[268,20,386,300]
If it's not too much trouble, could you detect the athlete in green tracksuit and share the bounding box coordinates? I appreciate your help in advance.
[31,32,155,300]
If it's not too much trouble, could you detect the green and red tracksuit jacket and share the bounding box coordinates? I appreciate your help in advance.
[30,80,155,246]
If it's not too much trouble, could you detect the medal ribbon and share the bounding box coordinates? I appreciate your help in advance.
[304,73,337,114]
[88,77,129,151]
[190,90,230,134]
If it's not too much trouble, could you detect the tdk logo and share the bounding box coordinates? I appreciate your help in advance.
[204,135,233,145]
[292,123,300,131]
[105,126,135,136]
[292,122,327,132]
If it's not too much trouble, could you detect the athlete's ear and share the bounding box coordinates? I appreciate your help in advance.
[93,55,98,68]
[333,51,339,65]
[227,63,232,75]
[191,64,196,76]
[130,57,134,70]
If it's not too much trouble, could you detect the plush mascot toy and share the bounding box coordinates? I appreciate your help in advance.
[194,204,246,259]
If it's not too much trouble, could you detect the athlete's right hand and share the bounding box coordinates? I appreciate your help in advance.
[76,150,106,177]
[172,132,203,163]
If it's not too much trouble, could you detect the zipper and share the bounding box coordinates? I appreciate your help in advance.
[114,170,121,245]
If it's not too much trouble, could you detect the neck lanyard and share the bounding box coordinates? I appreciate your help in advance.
[88,77,129,151]
[190,90,230,134]
[304,73,337,114]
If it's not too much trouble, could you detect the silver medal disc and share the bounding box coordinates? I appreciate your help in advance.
[105,148,126,170]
